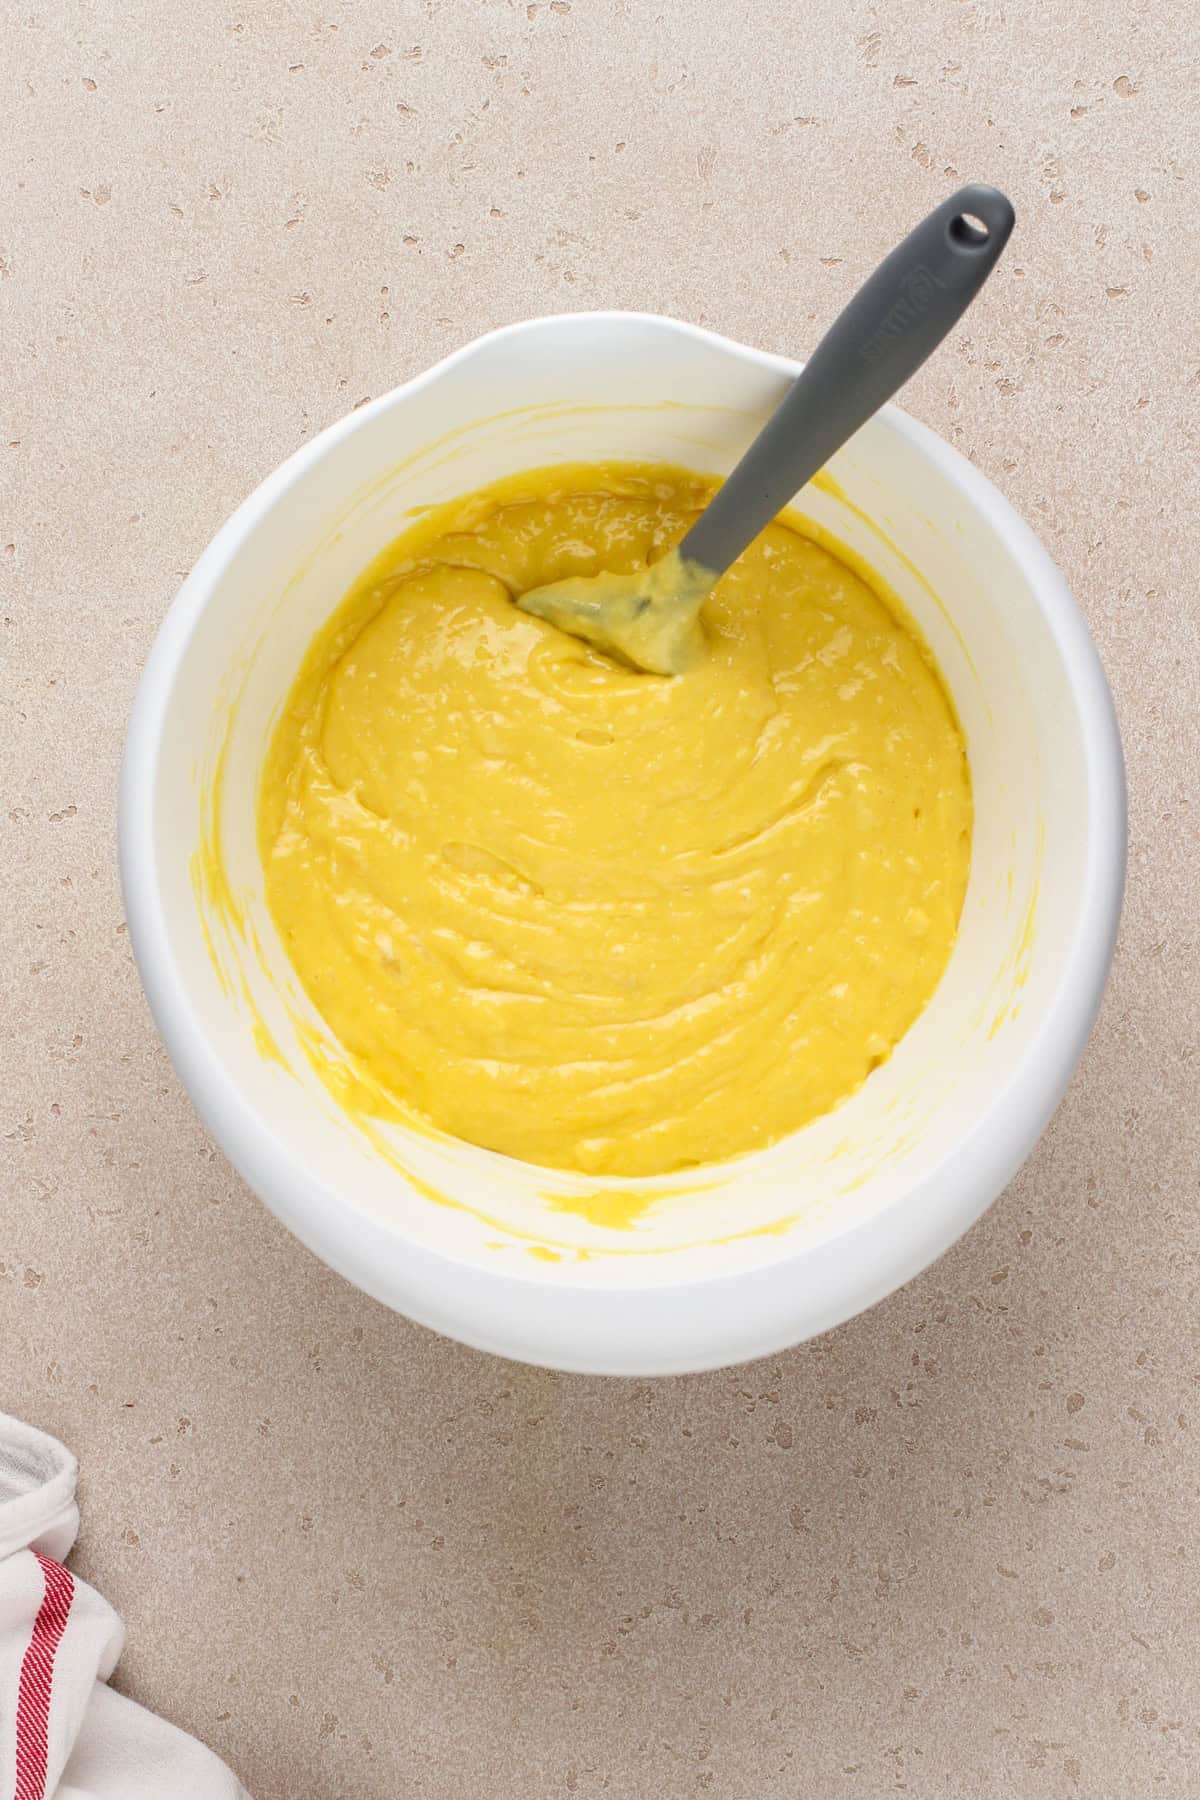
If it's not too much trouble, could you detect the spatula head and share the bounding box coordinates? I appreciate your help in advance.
[515,547,714,675]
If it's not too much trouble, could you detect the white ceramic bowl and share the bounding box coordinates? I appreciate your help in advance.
[119,313,1125,1375]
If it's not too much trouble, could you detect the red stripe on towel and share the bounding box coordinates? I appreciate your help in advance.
[13,1554,74,1800]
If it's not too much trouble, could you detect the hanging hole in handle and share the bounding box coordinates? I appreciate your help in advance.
[948,211,991,249]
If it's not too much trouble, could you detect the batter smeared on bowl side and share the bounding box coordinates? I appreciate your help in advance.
[258,462,971,1177]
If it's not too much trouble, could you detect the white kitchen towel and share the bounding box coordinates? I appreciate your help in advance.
[0,1413,249,1799]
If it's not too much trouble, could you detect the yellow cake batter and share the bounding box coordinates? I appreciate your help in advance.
[258,463,970,1177]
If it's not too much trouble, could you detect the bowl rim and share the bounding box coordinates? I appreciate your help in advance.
[119,310,1126,1374]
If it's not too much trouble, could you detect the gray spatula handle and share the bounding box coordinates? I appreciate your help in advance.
[678,184,1015,577]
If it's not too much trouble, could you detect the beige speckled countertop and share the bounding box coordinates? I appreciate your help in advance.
[3,3,1198,1795]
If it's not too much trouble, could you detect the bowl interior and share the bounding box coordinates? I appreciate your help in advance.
[142,316,1099,1293]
